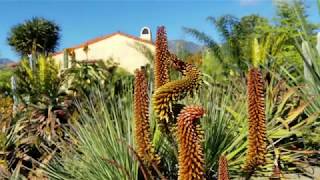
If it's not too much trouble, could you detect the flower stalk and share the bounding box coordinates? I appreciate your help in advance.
[218,155,230,180]
[154,26,170,89]
[244,67,267,171]
[177,105,205,180]
[134,68,160,166]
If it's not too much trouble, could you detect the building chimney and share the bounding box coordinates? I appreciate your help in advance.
[140,27,152,41]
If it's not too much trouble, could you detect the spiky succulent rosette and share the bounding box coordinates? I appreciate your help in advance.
[244,67,267,171]
[134,68,160,166]
[152,57,202,123]
[154,26,170,89]
[177,105,205,180]
[218,155,230,180]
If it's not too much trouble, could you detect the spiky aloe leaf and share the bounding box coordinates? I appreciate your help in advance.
[244,67,267,171]
[218,155,230,180]
[154,26,170,89]
[177,105,205,180]
[134,68,160,166]
[302,41,314,83]
[316,32,320,56]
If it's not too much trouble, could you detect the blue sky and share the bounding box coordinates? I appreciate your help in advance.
[0,0,318,60]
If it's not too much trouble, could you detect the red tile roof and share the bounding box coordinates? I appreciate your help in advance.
[52,32,154,56]
[5,62,19,68]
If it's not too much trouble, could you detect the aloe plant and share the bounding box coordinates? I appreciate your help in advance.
[36,26,320,180]
[44,84,139,180]
[223,68,319,178]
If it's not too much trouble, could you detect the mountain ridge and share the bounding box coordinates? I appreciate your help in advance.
[0,58,14,66]
[168,40,203,54]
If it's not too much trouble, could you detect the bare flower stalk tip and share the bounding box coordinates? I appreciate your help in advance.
[269,165,281,180]
[218,155,230,180]
[244,67,267,171]
[134,68,160,166]
[177,105,205,180]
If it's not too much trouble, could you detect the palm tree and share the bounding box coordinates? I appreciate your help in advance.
[7,17,60,57]
[183,14,271,78]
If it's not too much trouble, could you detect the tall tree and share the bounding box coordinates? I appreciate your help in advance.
[275,0,318,41]
[274,0,319,70]
[7,17,60,57]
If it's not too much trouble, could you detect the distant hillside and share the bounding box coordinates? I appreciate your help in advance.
[168,40,203,54]
[0,58,14,65]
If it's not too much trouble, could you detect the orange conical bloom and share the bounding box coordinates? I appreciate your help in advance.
[218,155,230,180]
[154,26,170,89]
[177,105,205,180]
[244,67,267,171]
[134,68,160,166]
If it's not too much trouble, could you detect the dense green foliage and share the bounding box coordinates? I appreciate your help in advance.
[0,67,14,95]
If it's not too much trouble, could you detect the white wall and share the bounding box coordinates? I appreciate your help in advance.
[53,34,155,73]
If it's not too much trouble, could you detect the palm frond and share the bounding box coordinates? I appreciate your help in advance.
[182,27,224,64]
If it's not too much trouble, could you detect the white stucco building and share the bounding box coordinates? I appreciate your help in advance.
[52,27,155,73]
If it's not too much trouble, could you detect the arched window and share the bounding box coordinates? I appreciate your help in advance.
[142,28,149,34]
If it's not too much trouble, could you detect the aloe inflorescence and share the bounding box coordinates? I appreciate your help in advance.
[154,26,170,89]
[134,68,160,167]
[218,155,230,180]
[152,63,202,122]
[177,105,205,180]
[152,27,202,126]
[244,67,267,171]
[135,26,204,179]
